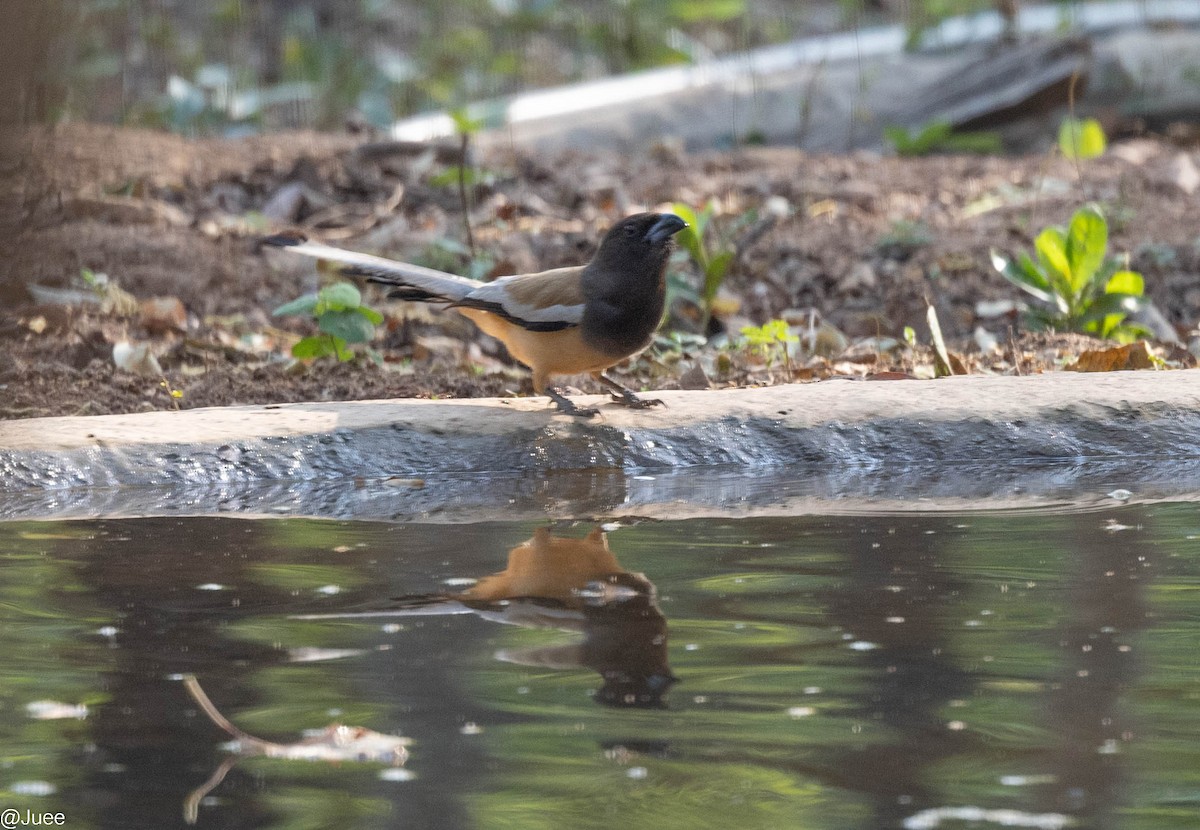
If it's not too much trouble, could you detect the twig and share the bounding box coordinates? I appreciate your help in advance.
[183,756,238,825]
[182,675,255,743]
[458,131,476,259]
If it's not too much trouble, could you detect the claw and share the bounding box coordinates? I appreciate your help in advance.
[596,373,664,410]
[609,391,665,409]
[546,387,599,418]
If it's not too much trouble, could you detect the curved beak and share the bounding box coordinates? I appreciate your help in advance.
[645,213,688,244]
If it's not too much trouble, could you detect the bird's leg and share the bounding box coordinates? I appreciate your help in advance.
[595,373,665,409]
[545,386,599,418]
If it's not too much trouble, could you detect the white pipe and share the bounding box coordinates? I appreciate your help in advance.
[390,0,1200,142]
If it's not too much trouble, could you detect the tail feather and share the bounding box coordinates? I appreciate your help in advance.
[262,232,478,303]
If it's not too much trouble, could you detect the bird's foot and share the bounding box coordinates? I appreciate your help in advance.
[546,387,598,418]
[609,390,665,409]
[596,373,664,410]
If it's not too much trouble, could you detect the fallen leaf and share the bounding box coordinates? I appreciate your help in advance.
[112,342,163,376]
[1066,341,1156,372]
[139,297,188,334]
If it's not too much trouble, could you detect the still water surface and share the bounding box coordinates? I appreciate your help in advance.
[2,505,1199,829]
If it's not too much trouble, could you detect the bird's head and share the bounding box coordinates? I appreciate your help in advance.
[590,212,687,274]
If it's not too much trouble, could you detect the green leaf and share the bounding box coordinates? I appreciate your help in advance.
[334,336,355,362]
[1105,269,1144,297]
[1078,292,1142,323]
[671,202,701,236]
[883,125,914,153]
[668,0,746,23]
[318,309,376,343]
[671,202,710,266]
[318,282,361,312]
[355,305,385,325]
[914,121,953,146]
[764,319,798,343]
[291,336,335,359]
[704,250,735,300]
[1034,227,1072,298]
[991,249,1055,304]
[449,106,484,135]
[1058,117,1107,160]
[1065,206,1107,293]
[273,293,320,317]
[740,324,770,345]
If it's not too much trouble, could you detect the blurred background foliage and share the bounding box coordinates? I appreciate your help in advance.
[15,0,1095,135]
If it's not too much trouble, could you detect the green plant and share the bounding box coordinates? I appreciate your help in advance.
[272,282,383,362]
[991,205,1148,342]
[1058,116,1106,160]
[739,319,798,371]
[884,120,1003,156]
[671,201,738,333]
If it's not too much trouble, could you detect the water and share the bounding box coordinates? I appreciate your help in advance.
[2,506,1199,830]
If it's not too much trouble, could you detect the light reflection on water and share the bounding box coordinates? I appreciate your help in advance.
[1,505,1199,829]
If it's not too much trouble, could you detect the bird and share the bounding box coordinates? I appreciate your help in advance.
[294,527,677,708]
[263,211,687,416]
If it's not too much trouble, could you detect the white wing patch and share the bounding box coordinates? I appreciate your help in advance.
[465,276,584,327]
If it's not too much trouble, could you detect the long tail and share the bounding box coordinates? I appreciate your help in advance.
[262,232,479,303]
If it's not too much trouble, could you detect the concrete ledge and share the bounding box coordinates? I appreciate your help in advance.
[2,371,1199,521]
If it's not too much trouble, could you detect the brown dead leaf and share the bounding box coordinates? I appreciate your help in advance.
[1066,341,1156,372]
[139,297,188,334]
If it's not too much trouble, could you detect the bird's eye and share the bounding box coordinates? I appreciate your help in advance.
[623,224,638,237]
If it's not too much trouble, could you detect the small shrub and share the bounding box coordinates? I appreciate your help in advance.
[273,282,383,362]
[991,205,1148,342]
[884,120,1002,156]
[739,319,799,371]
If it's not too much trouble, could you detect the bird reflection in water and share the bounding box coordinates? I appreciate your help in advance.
[304,527,677,708]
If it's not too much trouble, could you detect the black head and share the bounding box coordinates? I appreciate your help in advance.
[589,212,687,274]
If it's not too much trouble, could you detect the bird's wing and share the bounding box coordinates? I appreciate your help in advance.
[262,232,479,302]
[452,267,586,332]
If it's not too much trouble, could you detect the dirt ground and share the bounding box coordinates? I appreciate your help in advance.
[2,122,1198,420]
